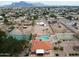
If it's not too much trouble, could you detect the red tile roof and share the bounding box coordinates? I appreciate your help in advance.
[32,40,40,43]
[31,40,52,51]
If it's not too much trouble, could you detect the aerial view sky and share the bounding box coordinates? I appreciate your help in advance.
[0,0,79,6]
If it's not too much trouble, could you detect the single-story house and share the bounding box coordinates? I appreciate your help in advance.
[31,40,52,56]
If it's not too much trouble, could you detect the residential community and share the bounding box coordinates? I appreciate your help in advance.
[0,1,79,57]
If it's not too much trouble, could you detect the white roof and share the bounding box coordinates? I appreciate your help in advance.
[36,49,45,54]
[37,22,44,25]
[40,22,44,24]
[0,16,3,18]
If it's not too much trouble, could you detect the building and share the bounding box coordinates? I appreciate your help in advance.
[9,28,30,40]
[31,40,52,56]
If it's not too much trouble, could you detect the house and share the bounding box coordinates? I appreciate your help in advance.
[0,16,3,20]
[37,22,46,26]
[31,40,52,56]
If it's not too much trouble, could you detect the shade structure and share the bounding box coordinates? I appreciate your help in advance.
[36,49,45,54]
[9,28,30,40]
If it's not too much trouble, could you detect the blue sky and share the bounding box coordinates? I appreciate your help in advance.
[0,1,79,6]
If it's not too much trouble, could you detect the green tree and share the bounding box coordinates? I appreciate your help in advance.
[60,47,63,51]
[49,14,57,19]
[1,13,5,17]
[32,20,35,26]
[53,47,58,50]
[0,33,29,56]
[4,18,8,24]
[66,16,72,20]
[0,29,6,37]
[32,15,38,20]
[29,33,32,40]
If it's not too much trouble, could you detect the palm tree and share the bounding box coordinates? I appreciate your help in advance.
[60,47,63,51]
[57,41,61,44]
[55,53,59,56]
[53,47,58,50]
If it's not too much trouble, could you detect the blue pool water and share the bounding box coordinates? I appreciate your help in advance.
[39,35,49,40]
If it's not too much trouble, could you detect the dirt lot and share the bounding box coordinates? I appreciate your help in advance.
[50,23,72,33]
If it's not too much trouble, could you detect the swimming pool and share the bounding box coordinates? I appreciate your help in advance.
[38,35,49,40]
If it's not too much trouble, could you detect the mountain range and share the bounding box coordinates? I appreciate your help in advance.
[2,1,45,8]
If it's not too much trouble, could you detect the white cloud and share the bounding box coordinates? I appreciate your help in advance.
[42,1,79,6]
